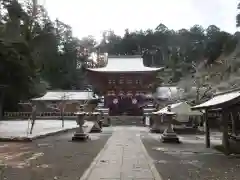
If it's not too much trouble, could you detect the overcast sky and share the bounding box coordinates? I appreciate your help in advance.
[40,0,238,40]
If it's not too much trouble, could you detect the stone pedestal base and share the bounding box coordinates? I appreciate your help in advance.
[150,128,161,133]
[103,123,110,127]
[89,121,102,133]
[72,133,89,141]
[150,117,162,133]
[103,118,111,127]
[150,123,162,133]
[161,133,180,143]
[72,125,89,141]
[161,126,180,143]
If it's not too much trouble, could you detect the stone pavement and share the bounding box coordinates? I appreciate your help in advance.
[80,127,162,180]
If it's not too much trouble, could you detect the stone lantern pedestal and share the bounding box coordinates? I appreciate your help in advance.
[150,115,162,133]
[89,112,102,133]
[161,112,180,143]
[102,116,111,127]
[72,112,89,141]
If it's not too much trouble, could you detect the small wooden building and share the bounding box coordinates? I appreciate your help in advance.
[32,90,98,112]
[192,90,240,154]
[156,102,202,126]
[4,91,99,119]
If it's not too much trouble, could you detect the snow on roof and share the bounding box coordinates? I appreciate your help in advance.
[153,102,202,115]
[87,57,163,72]
[74,112,101,115]
[155,87,179,99]
[153,102,182,114]
[143,108,156,111]
[192,91,240,110]
[96,107,109,111]
[158,111,176,115]
[32,91,96,101]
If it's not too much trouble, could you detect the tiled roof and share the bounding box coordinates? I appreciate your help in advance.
[32,91,96,101]
[192,91,240,109]
[87,56,163,72]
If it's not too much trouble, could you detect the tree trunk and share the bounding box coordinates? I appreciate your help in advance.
[231,112,236,136]
[61,109,64,128]
[0,92,4,120]
[0,100,3,121]
[196,86,200,104]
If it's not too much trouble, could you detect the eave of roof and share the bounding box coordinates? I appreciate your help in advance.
[192,91,240,110]
[32,91,97,101]
[86,56,164,73]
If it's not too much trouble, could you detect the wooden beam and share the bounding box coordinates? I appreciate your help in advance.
[214,88,240,96]
[222,109,230,155]
[231,112,236,136]
[205,109,210,148]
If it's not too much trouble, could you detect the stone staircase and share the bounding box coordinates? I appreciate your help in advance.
[109,116,144,126]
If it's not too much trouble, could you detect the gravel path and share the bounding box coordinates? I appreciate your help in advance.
[0,130,112,180]
[141,132,240,180]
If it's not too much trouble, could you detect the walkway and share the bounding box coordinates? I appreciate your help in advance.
[80,127,162,180]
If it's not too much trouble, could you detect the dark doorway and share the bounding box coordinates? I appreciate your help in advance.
[109,97,142,116]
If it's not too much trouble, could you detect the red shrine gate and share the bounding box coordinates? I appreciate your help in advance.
[86,55,163,116]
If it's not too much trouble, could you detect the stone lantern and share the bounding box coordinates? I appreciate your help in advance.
[88,112,102,133]
[72,112,89,141]
[161,106,180,143]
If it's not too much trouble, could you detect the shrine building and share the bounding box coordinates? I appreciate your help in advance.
[86,55,163,116]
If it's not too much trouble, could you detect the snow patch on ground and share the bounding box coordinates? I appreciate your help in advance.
[0,120,93,139]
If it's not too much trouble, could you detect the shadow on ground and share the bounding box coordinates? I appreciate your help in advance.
[0,129,112,180]
[141,131,240,180]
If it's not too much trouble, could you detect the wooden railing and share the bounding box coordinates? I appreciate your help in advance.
[4,112,101,119]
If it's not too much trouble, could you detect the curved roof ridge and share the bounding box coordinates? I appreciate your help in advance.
[87,56,163,73]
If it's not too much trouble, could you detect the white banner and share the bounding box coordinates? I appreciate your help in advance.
[113,98,118,104]
[118,91,124,96]
[132,98,137,104]
[145,116,150,126]
[107,91,115,96]
[127,91,133,96]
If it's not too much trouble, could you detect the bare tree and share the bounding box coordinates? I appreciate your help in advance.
[30,104,37,134]
[177,61,217,104]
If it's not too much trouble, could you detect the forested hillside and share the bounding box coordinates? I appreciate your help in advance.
[0,0,88,112]
[1,0,240,112]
